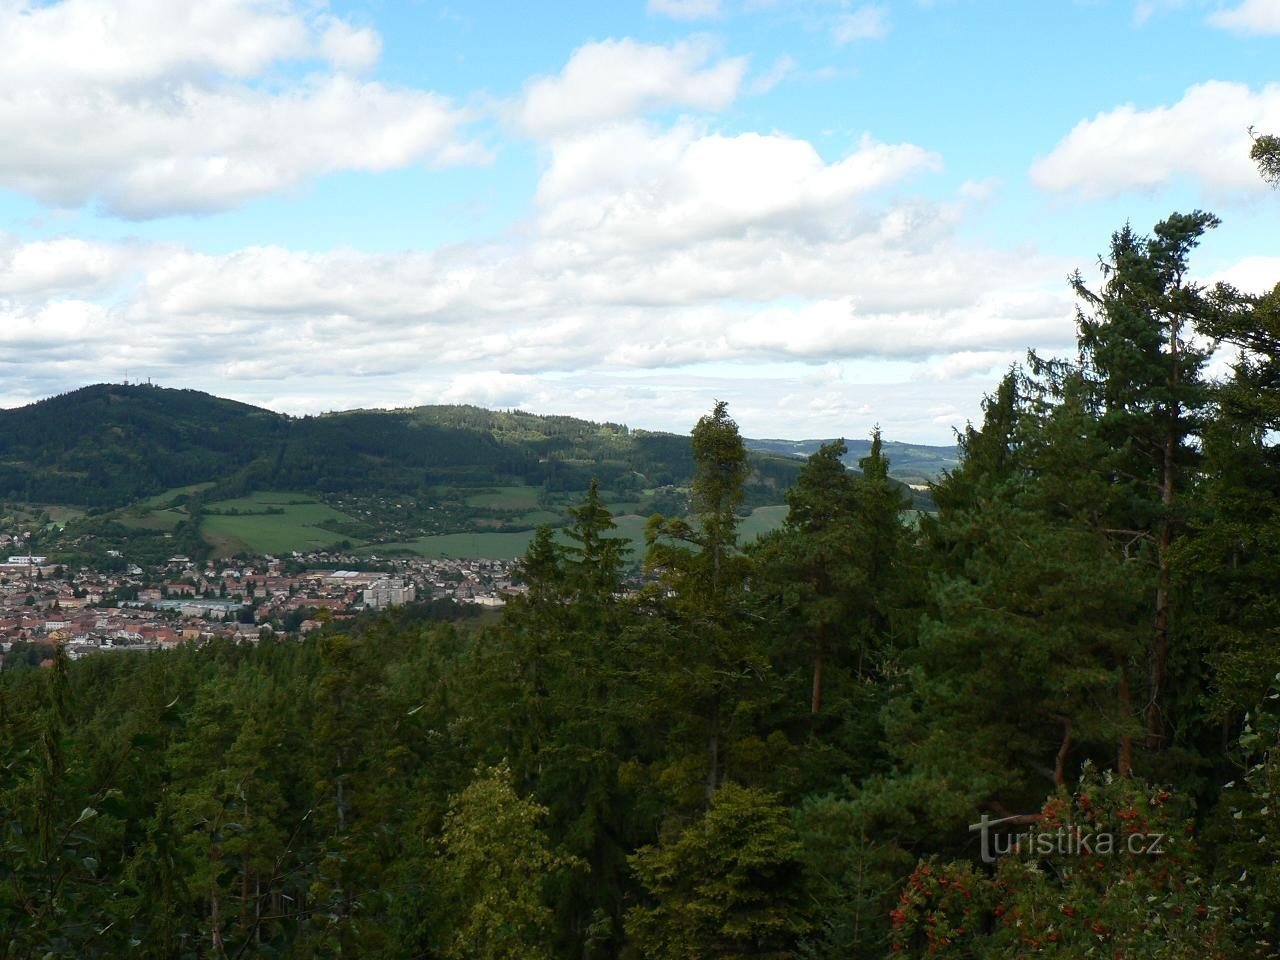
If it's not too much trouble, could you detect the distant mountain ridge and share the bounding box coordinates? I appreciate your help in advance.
[744,437,960,485]
[0,384,951,510]
[0,384,762,510]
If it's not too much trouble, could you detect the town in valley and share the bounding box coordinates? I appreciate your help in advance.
[0,543,519,666]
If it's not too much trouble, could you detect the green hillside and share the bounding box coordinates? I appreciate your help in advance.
[0,385,800,508]
[0,384,285,507]
[0,384,936,561]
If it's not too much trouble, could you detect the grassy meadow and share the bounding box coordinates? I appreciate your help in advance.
[201,491,366,557]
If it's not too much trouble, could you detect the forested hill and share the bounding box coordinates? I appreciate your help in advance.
[0,383,928,510]
[745,436,959,485]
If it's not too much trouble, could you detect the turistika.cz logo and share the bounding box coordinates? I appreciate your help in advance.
[968,813,1168,864]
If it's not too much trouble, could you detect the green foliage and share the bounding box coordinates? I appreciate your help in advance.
[437,762,582,960]
[626,782,810,960]
[891,772,1227,959]
[0,209,1278,959]
[792,794,913,960]
[0,384,804,514]
[1251,129,1280,186]
[642,403,776,807]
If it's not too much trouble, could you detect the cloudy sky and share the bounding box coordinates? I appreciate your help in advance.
[1,0,1278,442]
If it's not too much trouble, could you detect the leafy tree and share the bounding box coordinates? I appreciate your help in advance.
[437,762,581,960]
[1251,127,1280,186]
[463,486,636,957]
[757,438,862,719]
[626,782,810,960]
[750,431,912,793]
[1189,281,1280,721]
[890,772,1228,959]
[792,793,912,960]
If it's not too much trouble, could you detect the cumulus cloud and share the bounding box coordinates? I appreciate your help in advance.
[0,235,154,296]
[535,123,943,246]
[0,117,1085,439]
[318,18,383,71]
[1031,81,1280,198]
[1208,0,1280,34]
[515,38,748,138]
[0,0,480,218]
[1209,256,1280,294]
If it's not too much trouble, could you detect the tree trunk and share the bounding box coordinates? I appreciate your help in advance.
[239,801,251,937]
[1054,718,1073,789]
[1117,658,1134,777]
[810,628,825,715]
[1147,428,1176,751]
[706,719,720,802]
[1147,326,1180,751]
[335,773,345,832]
[210,843,225,956]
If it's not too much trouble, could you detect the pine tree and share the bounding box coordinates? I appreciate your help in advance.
[1060,211,1228,752]
[436,762,581,960]
[768,438,862,718]
[626,782,810,960]
[644,402,771,805]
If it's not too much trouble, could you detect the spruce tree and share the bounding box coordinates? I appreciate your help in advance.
[644,402,770,805]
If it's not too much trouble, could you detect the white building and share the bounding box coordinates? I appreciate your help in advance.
[363,578,416,610]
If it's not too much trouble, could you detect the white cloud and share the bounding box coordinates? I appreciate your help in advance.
[750,54,797,94]
[536,123,943,246]
[1,0,312,85]
[1208,0,1280,34]
[832,5,890,43]
[319,18,383,71]
[439,371,551,408]
[647,0,722,20]
[914,350,1024,382]
[1209,255,1280,293]
[0,96,1103,440]
[0,235,153,296]
[515,38,748,138]
[1031,81,1280,198]
[0,0,479,218]
[0,118,1078,441]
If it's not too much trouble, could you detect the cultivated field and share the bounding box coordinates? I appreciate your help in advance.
[356,506,788,563]
[201,492,366,557]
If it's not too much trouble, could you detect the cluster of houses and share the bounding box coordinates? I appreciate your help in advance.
[0,550,525,667]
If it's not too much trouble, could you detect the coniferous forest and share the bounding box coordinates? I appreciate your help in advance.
[2,210,1279,958]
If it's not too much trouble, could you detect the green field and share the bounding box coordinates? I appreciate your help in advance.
[359,530,539,560]
[43,504,87,525]
[201,492,366,557]
[136,482,215,508]
[1,502,87,529]
[356,506,789,562]
[514,509,564,527]
[738,504,788,541]
[463,485,542,510]
[118,507,187,531]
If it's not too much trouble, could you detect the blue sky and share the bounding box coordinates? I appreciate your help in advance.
[1,0,1278,441]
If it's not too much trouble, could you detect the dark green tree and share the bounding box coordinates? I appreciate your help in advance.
[644,402,773,805]
[626,782,810,960]
[1251,126,1280,186]
[437,762,581,960]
